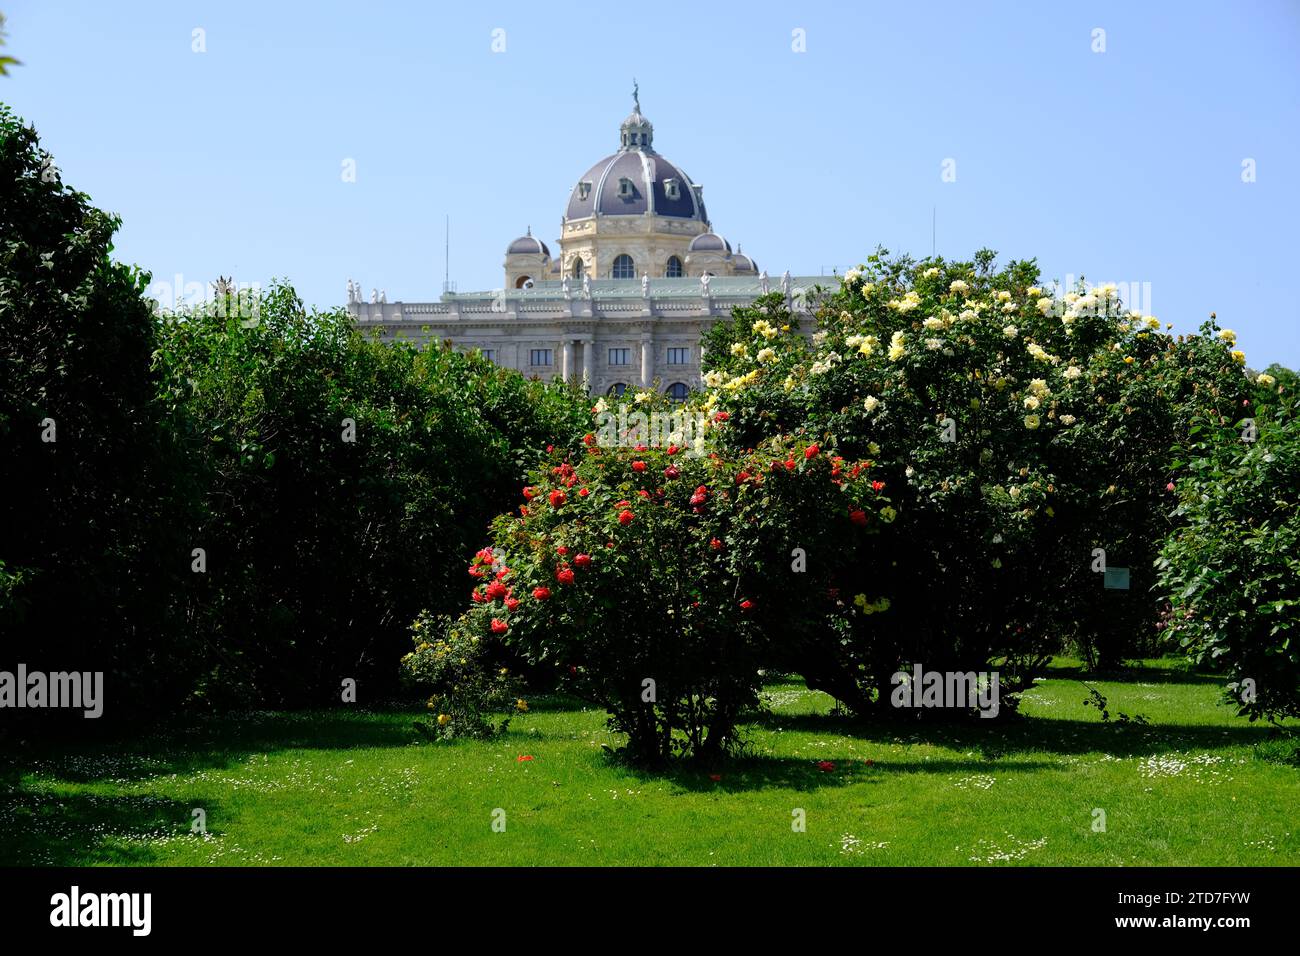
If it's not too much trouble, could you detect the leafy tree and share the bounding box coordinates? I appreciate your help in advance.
[1,105,193,729]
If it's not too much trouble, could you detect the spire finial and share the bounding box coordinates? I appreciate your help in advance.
[526,225,531,236]
[632,78,640,112]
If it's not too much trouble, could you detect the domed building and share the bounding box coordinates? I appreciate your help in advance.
[504,98,757,289]
[348,90,828,397]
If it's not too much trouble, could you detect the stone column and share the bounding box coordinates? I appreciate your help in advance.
[640,332,653,388]
[581,337,594,388]
[562,339,574,382]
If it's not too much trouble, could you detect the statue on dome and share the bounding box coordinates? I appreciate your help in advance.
[781,271,791,297]
[700,273,711,296]
[582,274,592,300]
[347,278,355,304]
[370,288,378,304]
[561,274,570,298]
[759,271,770,295]
[380,290,387,304]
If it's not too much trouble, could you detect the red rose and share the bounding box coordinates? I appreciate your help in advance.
[485,581,507,601]
[817,761,835,772]
[532,586,551,600]
[549,489,566,508]
[805,444,819,459]
[523,486,536,499]
[615,500,631,509]
[574,553,592,569]
[739,599,753,610]
[556,545,569,556]
[667,444,679,456]
[735,471,750,484]
[490,618,508,634]
[468,566,484,578]
[710,538,722,550]
[784,459,796,471]
[618,510,634,526]
[1166,482,1176,492]
[495,568,510,580]
[578,487,589,497]
[632,460,646,473]
[635,444,648,452]
[849,509,868,526]
[519,505,529,516]
[504,598,520,612]
[714,411,730,422]
[471,589,486,603]
[872,480,886,492]
[556,567,575,585]
[583,433,596,446]
[664,465,680,479]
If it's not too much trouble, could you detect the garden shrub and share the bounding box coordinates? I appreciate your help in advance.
[402,611,525,740]
[155,288,590,707]
[699,250,1255,712]
[422,393,886,764]
[1157,367,1300,723]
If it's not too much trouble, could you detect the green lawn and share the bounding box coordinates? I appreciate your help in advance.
[2,658,1297,866]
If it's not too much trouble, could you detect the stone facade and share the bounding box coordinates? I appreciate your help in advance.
[348,275,830,396]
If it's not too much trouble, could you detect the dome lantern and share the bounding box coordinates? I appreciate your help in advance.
[619,80,653,151]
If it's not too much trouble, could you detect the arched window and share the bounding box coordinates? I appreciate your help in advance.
[612,254,635,279]
[571,258,585,279]
[607,383,628,397]
[666,382,690,402]
[515,275,532,288]
[666,256,684,278]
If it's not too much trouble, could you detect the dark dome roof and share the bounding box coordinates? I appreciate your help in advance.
[565,151,706,222]
[564,105,707,223]
[731,252,757,273]
[506,234,550,256]
[688,232,731,254]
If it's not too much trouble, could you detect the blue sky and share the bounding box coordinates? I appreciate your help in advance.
[4,0,1298,366]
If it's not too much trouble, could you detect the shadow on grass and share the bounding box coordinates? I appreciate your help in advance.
[1,709,424,789]
[0,767,221,866]
[1044,663,1227,686]
[624,754,1061,794]
[748,710,1277,760]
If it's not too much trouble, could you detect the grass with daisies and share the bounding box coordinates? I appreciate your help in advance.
[2,657,1297,866]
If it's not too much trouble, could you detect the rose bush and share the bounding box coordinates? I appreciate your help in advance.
[700,249,1255,711]
[418,392,888,764]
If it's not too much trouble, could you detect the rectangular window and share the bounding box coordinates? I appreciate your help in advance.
[481,349,495,362]
[530,349,553,367]
[608,348,630,366]
[666,347,690,365]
